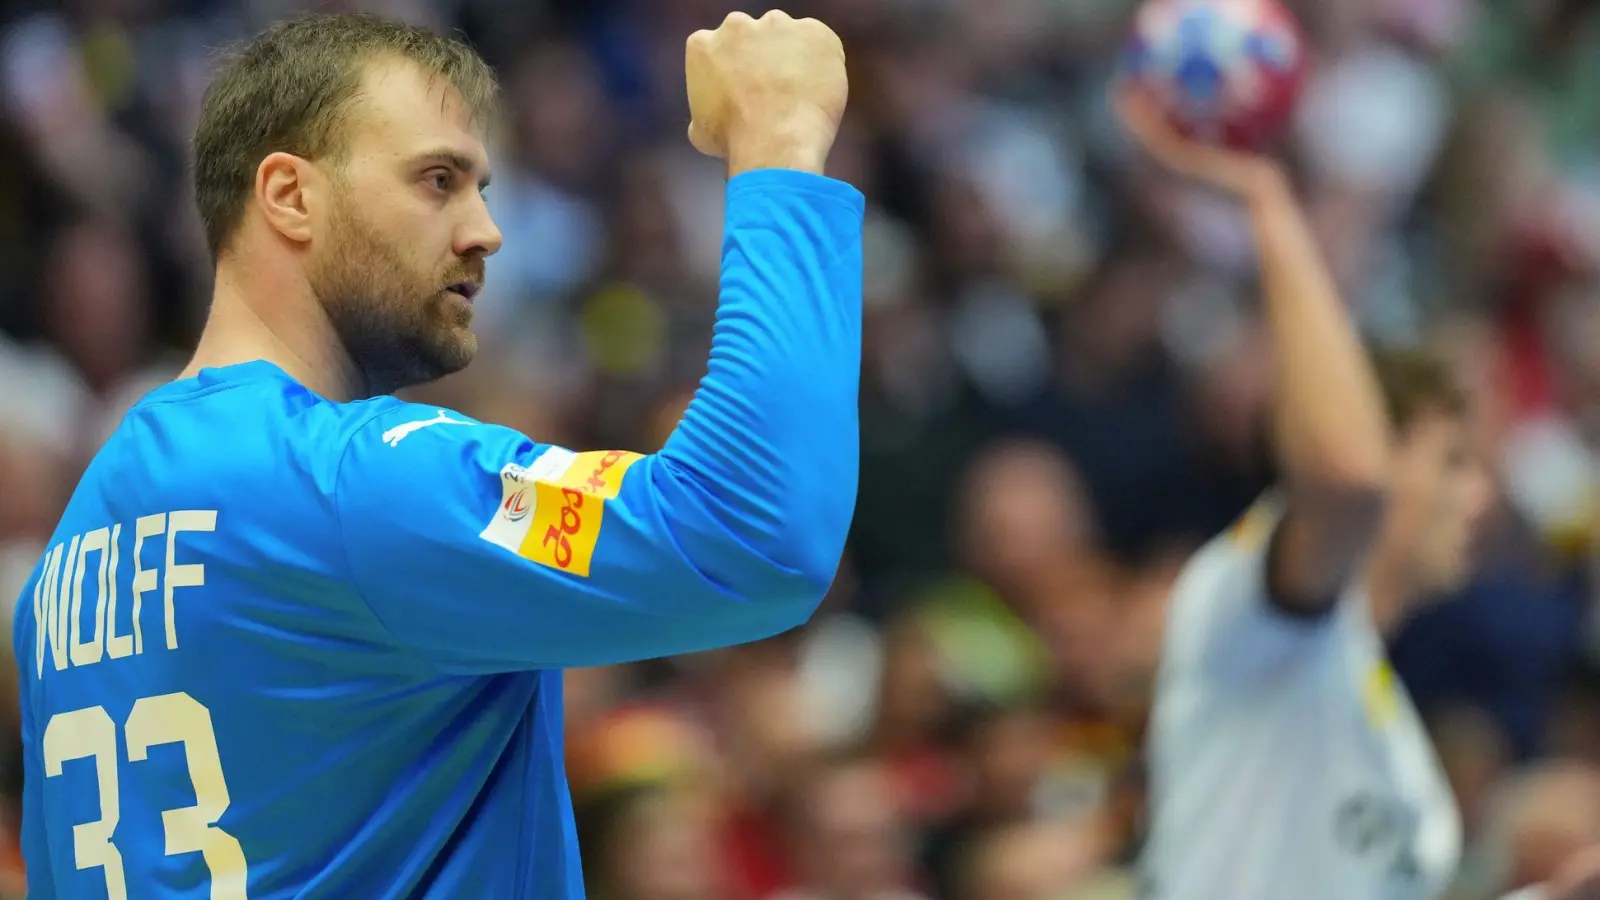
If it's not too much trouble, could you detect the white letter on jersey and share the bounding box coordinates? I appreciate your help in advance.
[70,527,111,668]
[33,542,64,677]
[104,524,131,659]
[381,409,472,447]
[164,511,217,651]
[132,513,166,656]
[49,536,80,672]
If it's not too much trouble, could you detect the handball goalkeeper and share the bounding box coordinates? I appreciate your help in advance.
[12,10,861,899]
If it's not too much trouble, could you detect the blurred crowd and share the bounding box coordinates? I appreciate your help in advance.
[3,0,1600,897]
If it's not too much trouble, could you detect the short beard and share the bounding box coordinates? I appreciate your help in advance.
[311,192,477,397]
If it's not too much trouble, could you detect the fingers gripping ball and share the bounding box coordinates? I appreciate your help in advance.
[1121,0,1307,150]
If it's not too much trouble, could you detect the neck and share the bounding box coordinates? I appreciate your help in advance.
[1361,542,1418,638]
[184,252,363,402]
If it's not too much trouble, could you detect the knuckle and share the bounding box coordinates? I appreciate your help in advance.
[801,18,837,42]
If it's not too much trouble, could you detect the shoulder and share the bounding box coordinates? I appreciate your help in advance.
[1169,494,1284,619]
[1223,492,1283,552]
[327,398,548,487]
[328,399,585,538]
[320,396,477,447]
[1160,491,1357,680]
[1171,490,1310,612]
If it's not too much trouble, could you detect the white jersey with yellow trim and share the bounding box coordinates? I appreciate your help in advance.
[1139,499,1461,900]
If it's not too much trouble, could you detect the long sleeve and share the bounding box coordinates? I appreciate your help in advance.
[335,169,865,673]
[656,169,864,585]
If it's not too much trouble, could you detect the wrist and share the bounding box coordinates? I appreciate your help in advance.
[1238,161,1292,208]
[724,108,835,177]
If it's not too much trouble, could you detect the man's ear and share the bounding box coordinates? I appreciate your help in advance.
[254,151,321,245]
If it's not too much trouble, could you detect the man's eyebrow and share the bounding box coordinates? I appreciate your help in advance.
[413,149,492,189]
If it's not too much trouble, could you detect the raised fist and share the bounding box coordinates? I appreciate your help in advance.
[685,10,848,176]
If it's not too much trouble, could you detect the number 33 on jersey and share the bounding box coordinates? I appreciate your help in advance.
[21,510,249,899]
[44,694,246,899]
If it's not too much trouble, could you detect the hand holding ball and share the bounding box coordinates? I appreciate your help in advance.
[1120,0,1307,151]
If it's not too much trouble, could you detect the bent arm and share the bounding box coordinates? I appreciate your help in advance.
[1248,170,1390,615]
[337,169,864,673]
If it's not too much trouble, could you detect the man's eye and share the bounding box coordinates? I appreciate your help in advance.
[428,171,453,191]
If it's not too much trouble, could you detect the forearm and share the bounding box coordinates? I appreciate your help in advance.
[1251,170,1390,493]
[658,168,864,590]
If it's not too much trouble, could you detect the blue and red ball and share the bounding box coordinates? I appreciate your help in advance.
[1122,0,1308,150]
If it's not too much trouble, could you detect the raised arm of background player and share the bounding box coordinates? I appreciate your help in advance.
[330,12,863,673]
[1118,89,1390,621]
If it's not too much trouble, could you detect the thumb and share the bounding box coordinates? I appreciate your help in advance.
[1115,85,1276,195]
[1115,86,1211,172]
[687,121,723,159]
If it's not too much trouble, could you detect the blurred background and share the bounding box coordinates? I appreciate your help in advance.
[3,0,1600,897]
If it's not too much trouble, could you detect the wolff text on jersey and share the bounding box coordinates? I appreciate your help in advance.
[28,510,217,677]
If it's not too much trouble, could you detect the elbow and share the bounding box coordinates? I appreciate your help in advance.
[1330,448,1390,499]
[1298,433,1390,492]
[773,499,854,594]
[729,493,855,626]
[658,448,856,629]
[1288,475,1390,547]
[748,563,839,637]
[1278,422,1391,552]
[1276,404,1391,507]
[1284,439,1391,524]
[708,550,840,643]
[765,505,853,605]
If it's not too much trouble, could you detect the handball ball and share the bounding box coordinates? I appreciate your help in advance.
[1121,0,1308,150]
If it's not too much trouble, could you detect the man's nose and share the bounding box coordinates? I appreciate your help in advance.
[457,192,503,258]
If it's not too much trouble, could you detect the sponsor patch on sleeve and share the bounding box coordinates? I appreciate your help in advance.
[479,448,643,577]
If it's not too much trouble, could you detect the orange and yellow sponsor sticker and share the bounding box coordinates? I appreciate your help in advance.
[519,450,643,577]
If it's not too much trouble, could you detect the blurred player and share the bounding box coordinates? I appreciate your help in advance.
[12,9,861,899]
[1118,88,1492,900]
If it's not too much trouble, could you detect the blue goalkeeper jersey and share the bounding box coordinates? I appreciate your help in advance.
[12,169,863,899]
